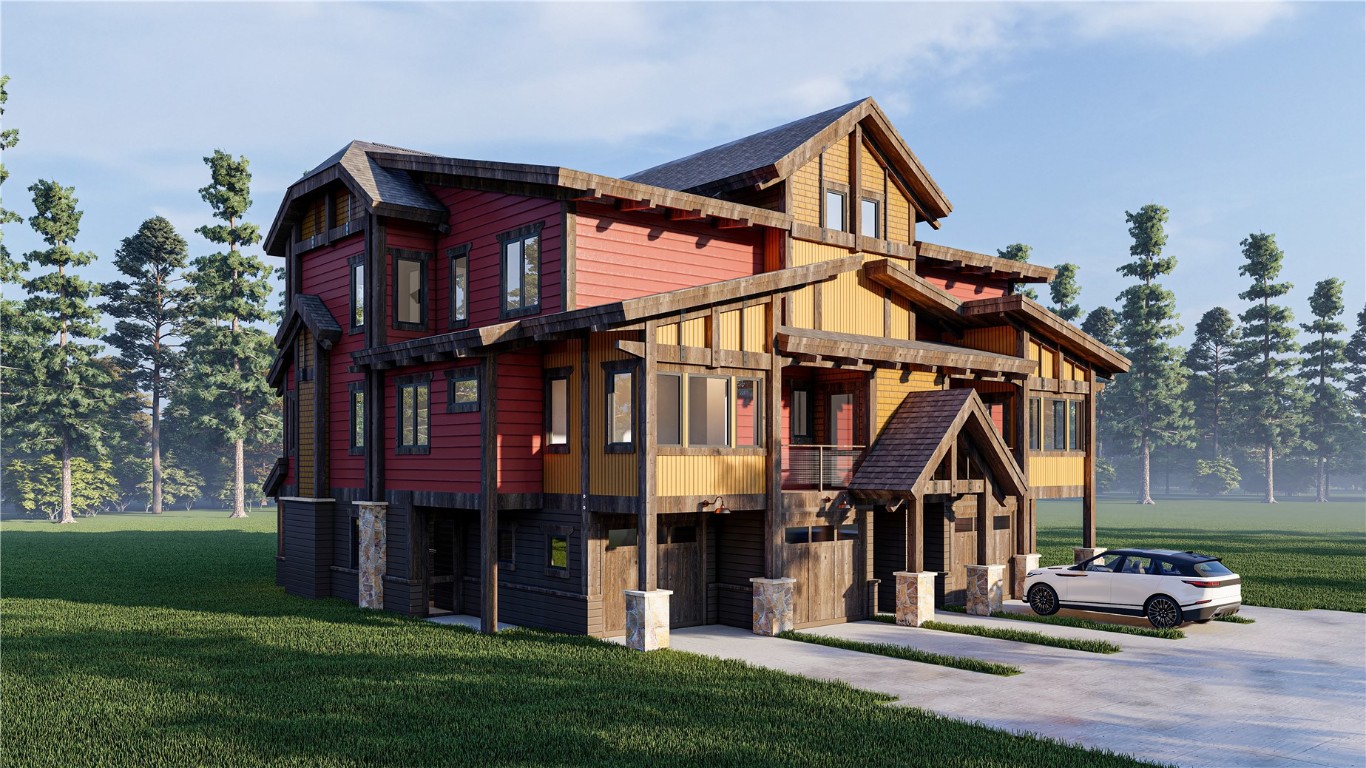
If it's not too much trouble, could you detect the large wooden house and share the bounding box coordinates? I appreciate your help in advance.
[264,98,1128,648]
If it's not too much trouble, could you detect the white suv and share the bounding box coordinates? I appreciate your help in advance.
[1024,548,1243,629]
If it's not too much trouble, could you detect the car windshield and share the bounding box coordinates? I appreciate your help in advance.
[1193,560,1233,577]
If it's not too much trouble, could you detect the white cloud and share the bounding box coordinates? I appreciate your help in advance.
[1064,1,1296,53]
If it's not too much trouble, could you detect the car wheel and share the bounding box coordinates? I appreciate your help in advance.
[1028,584,1060,616]
[1145,595,1182,629]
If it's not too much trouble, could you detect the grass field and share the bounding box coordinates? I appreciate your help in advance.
[1,511,1151,768]
[1037,496,1366,613]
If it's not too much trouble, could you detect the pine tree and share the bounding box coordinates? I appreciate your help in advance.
[1345,306,1366,480]
[0,74,35,503]
[187,150,274,518]
[1297,279,1352,502]
[104,217,191,514]
[1081,307,1119,347]
[1048,262,1082,322]
[1108,204,1192,504]
[1230,233,1303,503]
[20,181,115,523]
[1183,308,1239,459]
[997,243,1038,300]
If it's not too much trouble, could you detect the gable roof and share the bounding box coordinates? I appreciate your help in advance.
[267,295,343,389]
[848,388,1026,502]
[624,97,952,226]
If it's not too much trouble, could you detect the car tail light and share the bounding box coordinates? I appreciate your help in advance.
[1182,580,1223,588]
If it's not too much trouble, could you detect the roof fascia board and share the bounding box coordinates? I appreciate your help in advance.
[960,294,1131,374]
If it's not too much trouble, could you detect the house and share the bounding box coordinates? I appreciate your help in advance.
[263,98,1129,650]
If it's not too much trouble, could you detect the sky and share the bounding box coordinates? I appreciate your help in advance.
[2,1,1363,344]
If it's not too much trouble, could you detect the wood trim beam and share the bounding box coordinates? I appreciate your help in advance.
[480,356,499,633]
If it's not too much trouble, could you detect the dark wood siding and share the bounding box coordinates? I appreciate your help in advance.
[873,506,906,612]
[279,498,333,599]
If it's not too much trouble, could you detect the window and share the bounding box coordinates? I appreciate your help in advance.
[791,389,811,440]
[547,533,569,572]
[688,376,731,447]
[823,189,846,231]
[446,369,479,413]
[500,223,542,318]
[860,198,880,238]
[606,528,637,550]
[837,524,860,541]
[349,255,365,330]
[605,363,634,451]
[391,249,429,330]
[546,368,571,452]
[498,526,515,568]
[396,375,430,454]
[1029,397,1042,451]
[657,373,682,446]
[1068,400,1082,451]
[1050,399,1067,451]
[735,378,762,447]
[448,245,469,328]
[349,383,365,454]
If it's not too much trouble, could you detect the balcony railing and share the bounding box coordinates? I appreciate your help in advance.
[783,445,866,491]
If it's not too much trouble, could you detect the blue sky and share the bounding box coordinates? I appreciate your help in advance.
[3,1,1363,343]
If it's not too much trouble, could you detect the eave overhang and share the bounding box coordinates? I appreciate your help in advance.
[775,326,1036,379]
[916,241,1055,283]
[960,294,1131,376]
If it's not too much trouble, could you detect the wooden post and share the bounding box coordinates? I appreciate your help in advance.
[906,493,923,573]
[976,487,988,565]
[1082,368,1098,548]
[765,300,785,578]
[480,356,499,633]
[637,322,658,591]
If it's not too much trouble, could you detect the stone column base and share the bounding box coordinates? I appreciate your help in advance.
[966,564,1006,616]
[1012,553,1041,600]
[624,589,672,651]
[750,577,796,636]
[894,571,937,627]
[354,501,389,610]
[1073,546,1107,565]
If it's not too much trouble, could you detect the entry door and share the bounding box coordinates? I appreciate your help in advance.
[602,525,638,635]
[658,517,703,627]
[428,515,460,616]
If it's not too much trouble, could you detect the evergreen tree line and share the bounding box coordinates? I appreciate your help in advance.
[1001,204,1365,503]
[0,76,277,521]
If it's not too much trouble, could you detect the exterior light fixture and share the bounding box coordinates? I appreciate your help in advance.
[700,496,730,515]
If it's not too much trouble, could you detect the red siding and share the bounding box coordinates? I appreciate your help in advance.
[384,361,483,495]
[574,203,763,308]
[430,187,563,329]
[300,232,366,491]
[919,266,1009,300]
[496,352,543,494]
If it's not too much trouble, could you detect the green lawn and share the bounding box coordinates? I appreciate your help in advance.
[1037,496,1366,613]
[1,511,1152,768]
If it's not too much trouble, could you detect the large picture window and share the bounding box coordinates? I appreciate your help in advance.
[448,244,470,328]
[391,249,429,330]
[500,223,542,318]
[396,375,431,454]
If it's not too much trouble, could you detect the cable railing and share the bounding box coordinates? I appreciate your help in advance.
[783,445,866,491]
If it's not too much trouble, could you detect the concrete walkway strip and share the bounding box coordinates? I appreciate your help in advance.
[669,605,1366,768]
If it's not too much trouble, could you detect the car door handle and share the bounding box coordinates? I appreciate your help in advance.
[1058,573,1086,577]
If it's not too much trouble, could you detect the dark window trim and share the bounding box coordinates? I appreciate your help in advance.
[544,366,573,454]
[285,389,298,459]
[498,524,516,571]
[447,244,471,330]
[545,529,571,578]
[348,381,365,455]
[603,359,636,454]
[348,253,365,334]
[390,248,431,332]
[790,385,813,441]
[498,221,545,320]
[395,372,432,455]
[445,366,481,414]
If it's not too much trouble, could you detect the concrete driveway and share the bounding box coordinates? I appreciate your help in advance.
[670,604,1366,767]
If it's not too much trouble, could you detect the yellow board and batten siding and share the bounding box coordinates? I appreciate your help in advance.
[874,369,940,433]
[657,454,766,496]
[963,326,1017,357]
[588,332,637,497]
[1028,455,1085,487]
[543,339,582,495]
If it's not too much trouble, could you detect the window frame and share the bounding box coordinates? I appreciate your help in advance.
[687,374,732,448]
[603,360,636,454]
[498,222,544,319]
[390,248,431,332]
[1050,398,1067,452]
[445,367,480,414]
[791,387,812,442]
[1068,399,1082,451]
[348,381,365,455]
[546,531,570,577]
[544,366,572,454]
[394,373,432,455]
[734,377,764,448]
[823,186,848,232]
[859,196,881,238]
[1028,397,1043,451]
[656,372,683,447]
[447,244,470,329]
[348,253,365,333]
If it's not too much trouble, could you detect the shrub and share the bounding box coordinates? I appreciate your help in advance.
[1193,458,1240,496]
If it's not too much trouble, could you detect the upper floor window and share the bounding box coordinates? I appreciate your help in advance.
[604,362,634,453]
[823,189,846,231]
[657,373,682,446]
[349,383,365,455]
[500,222,543,318]
[349,255,364,330]
[860,198,880,238]
[391,249,430,330]
[688,375,730,447]
[446,368,480,414]
[546,368,571,453]
[1029,397,1042,451]
[735,378,762,447]
[396,374,431,454]
[448,244,469,328]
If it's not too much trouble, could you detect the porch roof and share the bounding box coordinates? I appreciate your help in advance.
[775,327,1036,378]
